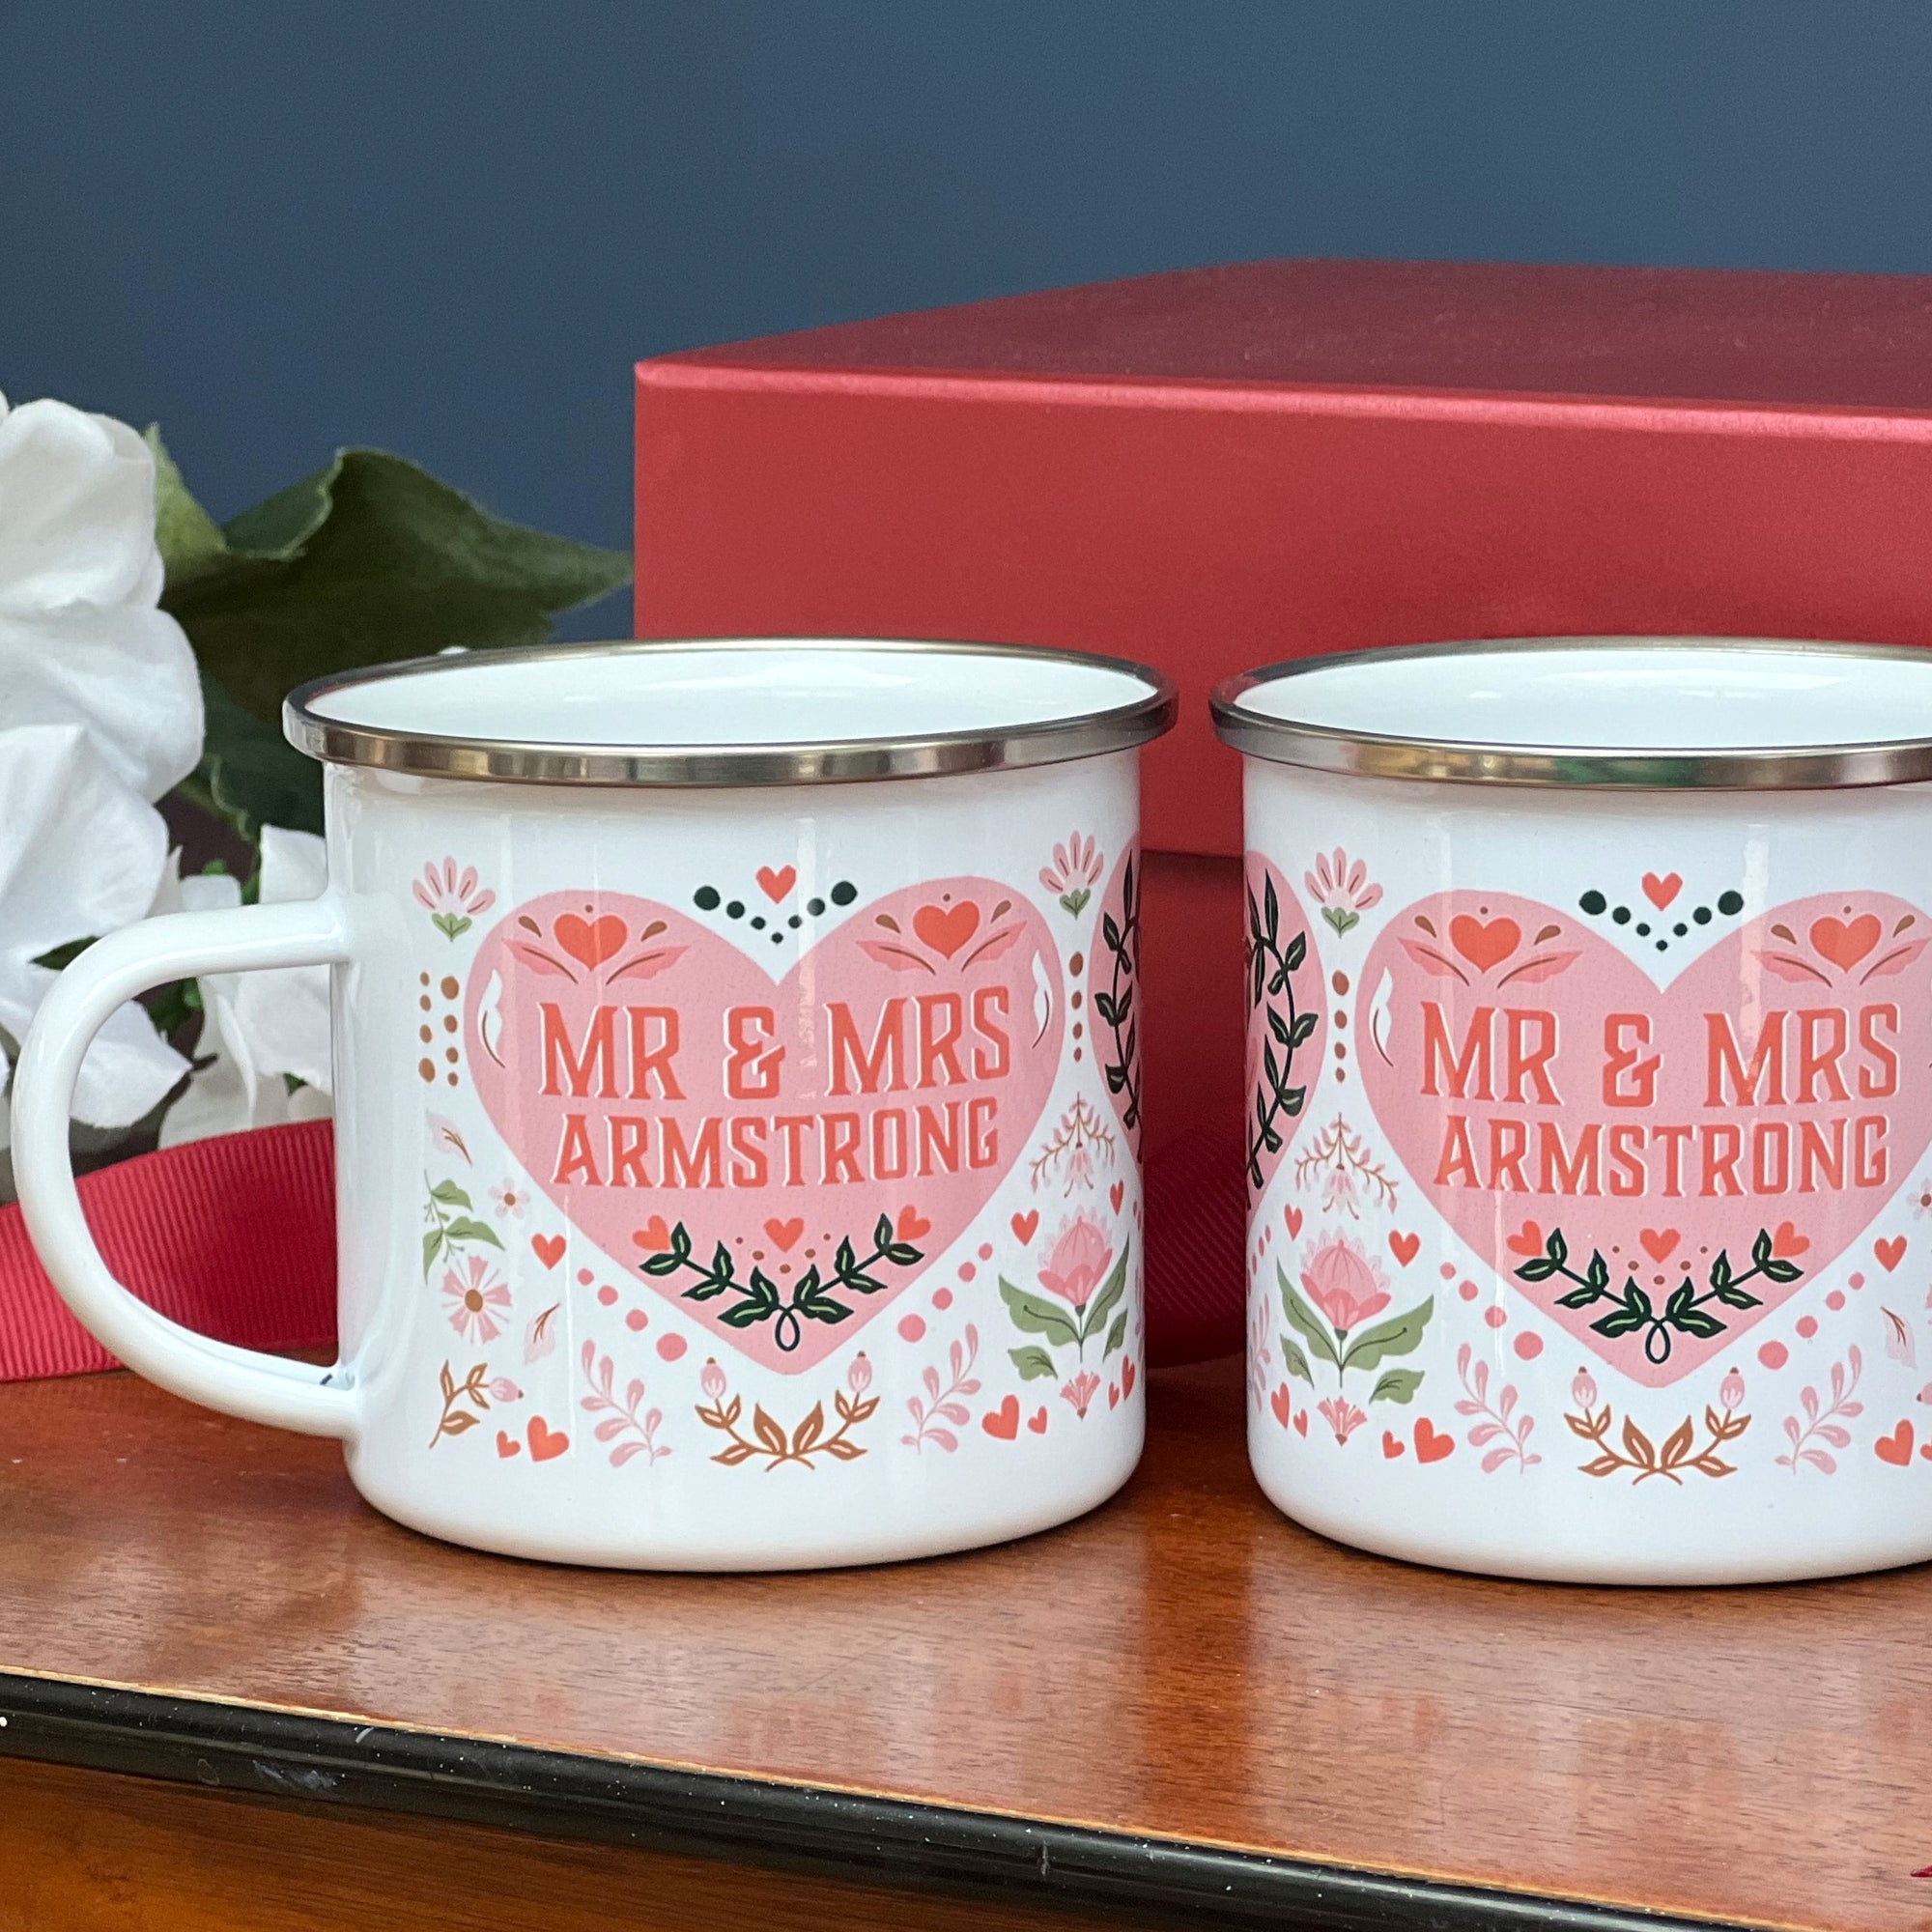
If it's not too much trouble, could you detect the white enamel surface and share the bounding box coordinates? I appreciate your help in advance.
[309,642,1156,746]
[1243,758,1932,1584]
[1236,640,1932,753]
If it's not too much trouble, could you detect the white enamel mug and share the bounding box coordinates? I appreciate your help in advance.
[14,639,1174,1569]
[1215,637,1932,1585]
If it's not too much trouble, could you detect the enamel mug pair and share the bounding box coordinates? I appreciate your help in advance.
[14,640,1174,1569]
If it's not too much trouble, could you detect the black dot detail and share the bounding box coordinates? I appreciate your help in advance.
[1579,891,1606,915]
[1718,891,1745,915]
[1673,923,1688,937]
[1693,905,1713,925]
[1657,940,1668,952]
[771,931,784,946]
[694,886,720,911]
[750,915,766,930]
[1612,905,1631,925]
[806,897,826,917]
[830,881,857,906]
[725,900,744,920]
[1635,922,1651,937]
[787,915,802,929]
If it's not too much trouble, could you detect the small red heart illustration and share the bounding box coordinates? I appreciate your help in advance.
[531,1233,566,1269]
[554,912,627,971]
[1284,1205,1304,1238]
[1639,1227,1680,1264]
[1878,1236,1908,1273]
[1388,1230,1420,1267]
[1448,914,1520,973]
[912,900,981,958]
[1269,1384,1292,1428]
[1505,1219,1543,1258]
[496,1430,521,1459]
[1877,1419,1916,1466]
[1641,871,1683,910]
[527,1416,571,1462]
[1771,1220,1811,1259]
[1381,1429,1406,1459]
[896,1204,931,1242]
[632,1216,672,1253]
[1812,913,1881,971]
[763,1217,804,1252]
[1920,1440,1932,1461]
[1027,1406,1049,1434]
[1293,1408,1309,1436]
[1011,1210,1038,1244]
[1108,1381,1121,1409]
[1122,1358,1136,1398]
[1414,1418,1456,1463]
[1109,1180,1125,1212]
[981,1395,1020,1439]
[755,865,796,903]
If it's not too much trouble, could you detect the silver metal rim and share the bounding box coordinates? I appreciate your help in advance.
[285,637,1178,786]
[1210,636,1932,790]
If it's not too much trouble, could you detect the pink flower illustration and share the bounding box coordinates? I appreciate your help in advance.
[1299,1234,1390,1333]
[1304,847,1383,937]
[1719,1367,1746,1411]
[491,1179,528,1219]
[487,1377,524,1403]
[847,1351,873,1397]
[441,1254,511,1343]
[1061,1368,1102,1419]
[1317,1395,1367,1445]
[1039,831,1104,916]
[1571,1368,1599,1410]
[412,858,497,940]
[700,1357,728,1404]
[1037,1212,1115,1309]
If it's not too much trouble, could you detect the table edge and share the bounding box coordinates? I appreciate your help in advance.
[0,1671,1755,1932]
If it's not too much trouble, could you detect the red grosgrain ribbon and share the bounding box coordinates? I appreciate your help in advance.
[0,1119,336,1379]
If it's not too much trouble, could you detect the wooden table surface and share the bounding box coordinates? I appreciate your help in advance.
[0,1356,1927,1931]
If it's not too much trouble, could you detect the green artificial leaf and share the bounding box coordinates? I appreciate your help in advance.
[998,1278,1080,1350]
[188,673,326,839]
[158,444,633,726]
[1338,1295,1435,1373]
[1277,1265,1341,1370]
[1281,1338,1313,1384]
[1078,1241,1130,1344]
[1009,1346,1059,1381]
[1369,1368,1424,1406]
[147,427,230,591]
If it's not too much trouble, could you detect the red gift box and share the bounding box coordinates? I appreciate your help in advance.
[635,257,1932,1361]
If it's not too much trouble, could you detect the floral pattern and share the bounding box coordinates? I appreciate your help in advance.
[1304,847,1382,937]
[442,1254,512,1343]
[1039,830,1103,917]
[413,857,497,941]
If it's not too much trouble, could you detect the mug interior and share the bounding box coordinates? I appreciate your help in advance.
[306,639,1155,746]
[1234,638,1932,754]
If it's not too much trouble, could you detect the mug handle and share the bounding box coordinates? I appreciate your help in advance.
[11,896,361,1439]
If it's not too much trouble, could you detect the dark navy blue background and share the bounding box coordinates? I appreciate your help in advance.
[6,2,1931,633]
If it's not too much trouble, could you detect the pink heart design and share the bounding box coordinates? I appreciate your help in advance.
[1361,889,1932,1386]
[469,880,1061,1375]
[1242,854,1327,1193]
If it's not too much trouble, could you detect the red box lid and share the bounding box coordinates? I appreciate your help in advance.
[637,257,1932,856]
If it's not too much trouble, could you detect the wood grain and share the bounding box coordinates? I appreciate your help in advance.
[0,1755,1111,1932]
[1,1358,1929,1930]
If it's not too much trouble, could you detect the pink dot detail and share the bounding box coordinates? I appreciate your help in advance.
[1826,1289,1847,1312]
[897,1314,927,1343]
[1849,1272,1865,1290]
[1796,1315,1819,1340]
[625,1308,648,1332]
[1458,1279,1480,1302]
[656,1332,687,1361]
[1758,1340,1790,1370]
[978,1243,994,1262]
[576,1268,594,1286]
[932,1287,954,1310]
[1513,1331,1544,1360]
[1439,1263,1458,1281]
[596,1285,618,1307]
[958,1262,977,1282]
[1484,1305,1508,1329]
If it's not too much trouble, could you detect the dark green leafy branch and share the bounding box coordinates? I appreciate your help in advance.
[1245,874,1318,1188]
[641,1213,922,1353]
[1001,1241,1132,1379]
[1092,857,1142,1133]
[1516,1226,1801,1366]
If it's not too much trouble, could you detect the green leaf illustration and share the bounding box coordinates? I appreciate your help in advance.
[1078,1241,1131,1344]
[1369,1368,1424,1406]
[1009,1346,1059,1381]
[1103,1310,1129,1359]
[421,1228,444,1276]
[999,1278,1080,1350]
[429,1180,471,1207]
[1277,1265,1341,1370]
[1282,1338,1313,1384]
[1338,1295,1434,1373]
[442,1217,502,1250]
